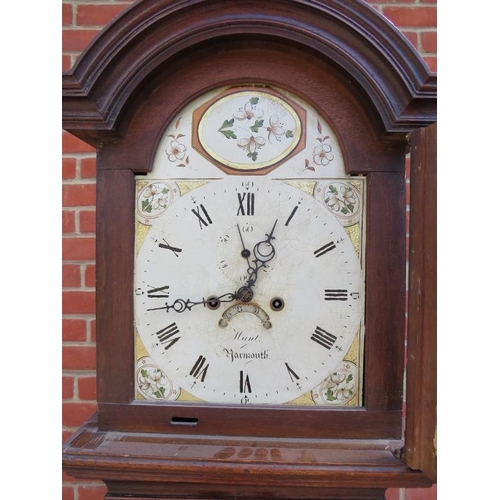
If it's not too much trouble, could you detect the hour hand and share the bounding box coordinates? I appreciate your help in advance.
[245,219,278,288]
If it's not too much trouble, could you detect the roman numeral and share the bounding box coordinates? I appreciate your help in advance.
[239,371,252,393]
[155,322,181,351]
[158,240,182,256]
[190,355,209,382]
[311,326,337,350]
[285,205,299,226]
[314,241,336,258]
[237,192,255,216]
[324,289,348,301]
[191,204,213,229]
[147,285,170,298]
[285,362,300,382]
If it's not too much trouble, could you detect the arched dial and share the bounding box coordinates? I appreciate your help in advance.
[134,178,363,404]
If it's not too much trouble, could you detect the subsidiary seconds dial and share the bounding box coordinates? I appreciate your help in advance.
[134,178,364,404]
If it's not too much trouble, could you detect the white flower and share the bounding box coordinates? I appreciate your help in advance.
[313,143,334,165]
[237,134,266,153]
[233,101,264,121]
[341,185,356,205]
[266,114,285,142]
[166,140,187,162]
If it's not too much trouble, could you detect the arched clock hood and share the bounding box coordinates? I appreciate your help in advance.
[62,0,436,144]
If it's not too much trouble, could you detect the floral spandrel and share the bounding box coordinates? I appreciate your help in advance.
[137,182,170,219]
[325,184,357,215]
[312,361,357,406]
[165,116,189,168]
[136,357,180,401]
[217,97,295,162]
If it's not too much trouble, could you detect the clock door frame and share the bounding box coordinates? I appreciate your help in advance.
[62,1,437,498]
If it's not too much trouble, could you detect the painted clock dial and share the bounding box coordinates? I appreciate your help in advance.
[134,177,363,404]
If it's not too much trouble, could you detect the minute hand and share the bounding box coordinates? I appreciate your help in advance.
[245,219,278,288]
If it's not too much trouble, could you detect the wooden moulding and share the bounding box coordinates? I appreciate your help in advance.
[63,415,432,499]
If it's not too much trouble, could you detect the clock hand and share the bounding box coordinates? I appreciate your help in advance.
[236,223,252,267]
[245,219,278,288]
[148,292,237,313]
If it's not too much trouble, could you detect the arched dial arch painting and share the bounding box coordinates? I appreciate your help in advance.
[133,86,366,407]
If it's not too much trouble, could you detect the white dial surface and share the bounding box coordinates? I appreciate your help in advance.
[134,178,363,404]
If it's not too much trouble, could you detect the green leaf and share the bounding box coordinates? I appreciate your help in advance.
[219,118,234,129]
[326,388,335,401]
[285,130,294,138]
[249,97,259,105]
[247,152,258,161]
[346,374,353,383]
[161,188,169,194]
[250,119,264,133]
[341,207,348,214]
[141,369,148,377]
[347,203,355,213]
[220,129,237,140]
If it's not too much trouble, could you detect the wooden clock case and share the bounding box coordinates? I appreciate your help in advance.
[62,1,437,499]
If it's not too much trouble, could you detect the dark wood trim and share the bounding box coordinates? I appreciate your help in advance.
[364,171,407,411]
[63,415,432,498]
[62,0,436,140]
[403,123,437,482]
[96,167,136,402]
[98,403,402,439]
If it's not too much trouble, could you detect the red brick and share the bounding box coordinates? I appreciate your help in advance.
[382,6,437,28]
[78,376,97,400]
[385,489,400,500]
[78,484,108,500]
[80,210,96,233]
[62,55,72,72]
[62,158,76,179]
[62,485,75,500]
[63,264,81,287]
[62,470,77,483]
[63,183,96,207]
[62,29,100,52]
[62,237,96,261]
[63,319,87,342]
[423,56,437,73]
[62,401,97,427]
[85,264,96,287]
[62,345,97,370]
[81,157,97,178]
[77,4,129,27]
[401,31,418,51]
[421,31,437,53]
[63,132,96,154]
[62,291,96,314]
[405,484,437,500]
[63,210,76,234]
[365,0,415,3]
[62,429,74,444]
[63,376,75,399]
[62,3,73,25]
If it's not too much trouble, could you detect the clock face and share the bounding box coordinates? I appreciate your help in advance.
[134,86,366,406]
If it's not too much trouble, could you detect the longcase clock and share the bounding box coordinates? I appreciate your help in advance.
[62,1,437,499]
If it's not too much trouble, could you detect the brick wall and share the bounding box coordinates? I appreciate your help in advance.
[62,2,437,499]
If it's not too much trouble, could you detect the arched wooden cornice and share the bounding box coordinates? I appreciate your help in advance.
[62,0,437,143]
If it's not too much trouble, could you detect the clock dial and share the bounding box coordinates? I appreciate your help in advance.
[134,178,364,404]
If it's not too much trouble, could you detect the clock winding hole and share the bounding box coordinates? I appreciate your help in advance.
[270,297,285,311]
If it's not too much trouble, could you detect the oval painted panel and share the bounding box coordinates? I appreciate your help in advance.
[198,90,303,171]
